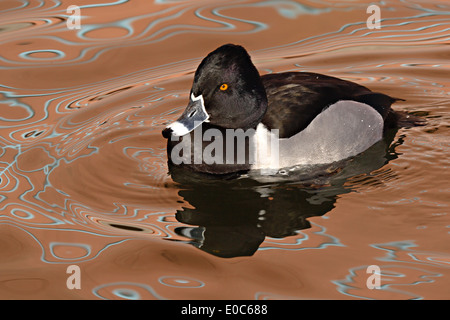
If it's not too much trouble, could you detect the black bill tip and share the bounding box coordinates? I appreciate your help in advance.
[162,127,173,139]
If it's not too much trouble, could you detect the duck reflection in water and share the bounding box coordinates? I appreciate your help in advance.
[168,129,403,258]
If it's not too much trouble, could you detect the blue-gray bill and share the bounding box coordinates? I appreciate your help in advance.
[162,93,209,138]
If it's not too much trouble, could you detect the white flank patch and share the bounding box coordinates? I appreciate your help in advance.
[251,100,384,171]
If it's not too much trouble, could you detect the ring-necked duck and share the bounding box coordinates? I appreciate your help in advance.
[162,44,423,176]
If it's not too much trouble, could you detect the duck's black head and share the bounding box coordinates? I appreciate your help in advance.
[163,44,267,138]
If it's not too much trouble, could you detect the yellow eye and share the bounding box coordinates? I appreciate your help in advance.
[220,83,228,91]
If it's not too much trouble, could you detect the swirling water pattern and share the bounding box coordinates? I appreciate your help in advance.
[0,0,449,299]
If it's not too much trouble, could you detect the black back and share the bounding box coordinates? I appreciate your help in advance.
[261,72,398,138]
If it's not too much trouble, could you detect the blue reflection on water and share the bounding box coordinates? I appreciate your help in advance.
[333,241,445,299]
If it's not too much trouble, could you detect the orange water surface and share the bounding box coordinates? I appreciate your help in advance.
[0,0,449,300]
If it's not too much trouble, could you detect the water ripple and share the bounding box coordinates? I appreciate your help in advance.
[0,0,448,300]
